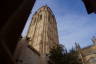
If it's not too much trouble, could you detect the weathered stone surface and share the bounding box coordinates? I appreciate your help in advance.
[27,5,59,54]
[14,38,48,64]
[78,39,96,64]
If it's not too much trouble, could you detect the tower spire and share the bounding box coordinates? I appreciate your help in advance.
[75,42,80,51]
[27,6,59,54]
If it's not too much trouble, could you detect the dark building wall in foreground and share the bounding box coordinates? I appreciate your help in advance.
[82,0,96,14]
[0,0,36,64]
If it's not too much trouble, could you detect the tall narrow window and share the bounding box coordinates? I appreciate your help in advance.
[40,14,42,20]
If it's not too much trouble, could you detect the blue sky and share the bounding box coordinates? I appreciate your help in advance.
[22,0,96,50]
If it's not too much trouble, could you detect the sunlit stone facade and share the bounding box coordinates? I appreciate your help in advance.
[79,45,96,64]
[27,6,59,54]
[77,37,96,64]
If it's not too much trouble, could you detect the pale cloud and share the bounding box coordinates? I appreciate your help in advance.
[57,14,96,50]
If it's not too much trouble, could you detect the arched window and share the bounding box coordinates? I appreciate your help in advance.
[39,14,42,20]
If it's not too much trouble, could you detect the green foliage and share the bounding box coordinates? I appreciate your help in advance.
[48,44,83,64]
[49,44,65,64]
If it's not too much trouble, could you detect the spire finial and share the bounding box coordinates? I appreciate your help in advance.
[92,36,96,45]
[75,42,80,51]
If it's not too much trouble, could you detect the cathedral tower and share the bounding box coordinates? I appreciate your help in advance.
[27,5,59,54]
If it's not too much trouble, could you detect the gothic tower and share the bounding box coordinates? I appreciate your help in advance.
[27,5,59,54]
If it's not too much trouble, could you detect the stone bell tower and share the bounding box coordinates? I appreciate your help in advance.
[27,5,59,54]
